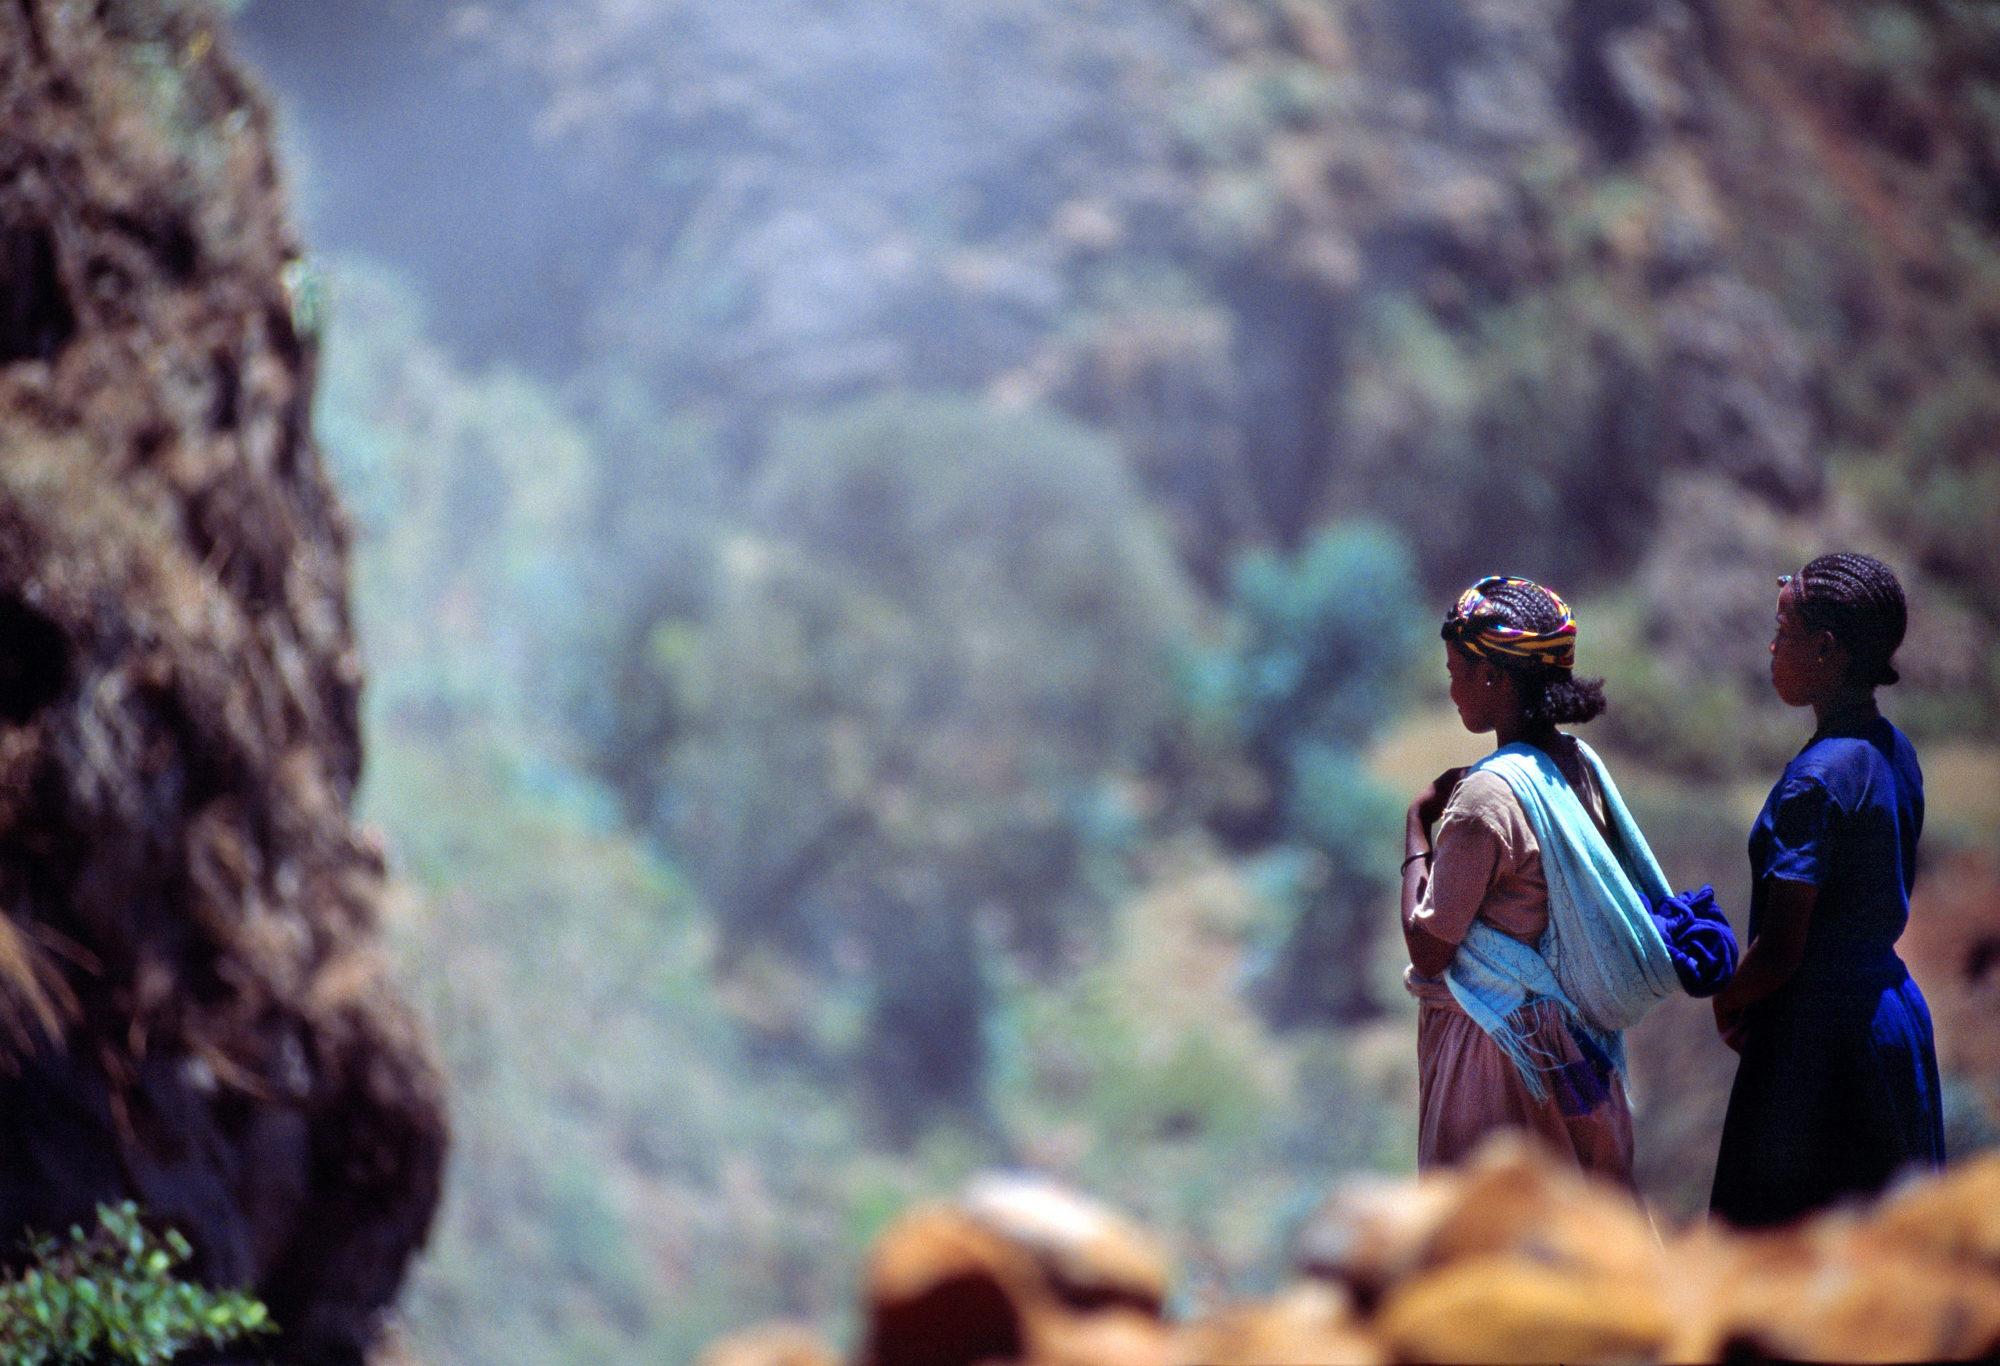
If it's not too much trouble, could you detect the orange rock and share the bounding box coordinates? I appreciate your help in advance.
[862,1178,1174,1366]
[1174,1282,1384,1365]
[863,1204,1043,1366]
[1374,1253,1675,1363]
[1663,1213,2000,1363]
[1294,1133,1666,1311]
[961,1173,1171,1315]
[1292,1170,1464,1307]
[695,1323,841,1366]
[1418,1134,1666,1286]
[818,1137,2000,1366]
[1867,1151,2000,1271]
[1034,1305,1174,1366]
[1306,1138,1677,1362]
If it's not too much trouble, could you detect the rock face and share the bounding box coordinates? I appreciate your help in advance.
[0,4,445,1362]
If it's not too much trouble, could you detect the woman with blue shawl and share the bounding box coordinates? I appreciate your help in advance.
[1400,576,1734,1183]
[1708,554,1944,1226]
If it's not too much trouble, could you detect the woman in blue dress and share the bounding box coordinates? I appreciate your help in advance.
[1709,552,1946,1227]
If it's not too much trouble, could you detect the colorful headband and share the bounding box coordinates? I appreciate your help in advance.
[1445,574,1577,672]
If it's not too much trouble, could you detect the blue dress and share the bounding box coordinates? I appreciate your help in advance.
[1709,711,1945,1227]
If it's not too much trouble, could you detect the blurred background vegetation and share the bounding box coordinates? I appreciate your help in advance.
[203,0,2000,1359]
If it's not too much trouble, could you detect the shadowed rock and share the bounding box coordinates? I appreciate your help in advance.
[0,4,445,1363]
[861,1175,1172,1366]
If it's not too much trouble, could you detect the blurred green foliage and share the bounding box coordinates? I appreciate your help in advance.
[1217,524,1426,752]
[267,0,2000,780]
[307,231,1436,1357]
[1156,0,2000,758]
[591,393,1199,1139]
[1331,279,1661,594]
[316,263,607,744]
[276,1,2000,1356]
[1731,2,2000,732]
[367,734,878,1366]
[317,267,835,1362]
[983,858,1417,1301]
[1177,523,1423,1024]
[1585,594,1797,780]
[0,1203,269,1365]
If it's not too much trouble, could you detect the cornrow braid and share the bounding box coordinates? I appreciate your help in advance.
[1792,552,1908,688]
[1479,579,1568,639]
[1441,576,1608,726]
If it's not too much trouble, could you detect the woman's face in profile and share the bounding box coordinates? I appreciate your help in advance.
[1445,642,1496,733]
[1769,581,1836,707]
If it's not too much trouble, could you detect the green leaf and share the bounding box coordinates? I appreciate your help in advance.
[0,1203,271,1362]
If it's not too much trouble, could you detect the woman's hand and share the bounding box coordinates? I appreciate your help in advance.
[1712,996,1750,1053]
[1410,766,1467,834]
[1708,878,1814,1053]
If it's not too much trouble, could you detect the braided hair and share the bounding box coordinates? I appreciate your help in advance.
[1790,552,1907,688]
[1441,577,1608,726]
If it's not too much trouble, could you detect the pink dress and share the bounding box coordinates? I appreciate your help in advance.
[1406,765,1636,1185]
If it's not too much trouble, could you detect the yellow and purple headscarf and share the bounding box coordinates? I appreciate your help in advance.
[1443,574,1577,672]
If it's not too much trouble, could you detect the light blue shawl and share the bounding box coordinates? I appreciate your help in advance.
[1443,739,1681,1098]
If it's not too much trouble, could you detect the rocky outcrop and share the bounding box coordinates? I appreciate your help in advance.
[703,1138,2000,1365]
[0,4,445,1362]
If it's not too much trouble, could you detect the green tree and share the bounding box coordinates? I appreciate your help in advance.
[608,394,1198,1140]
[1180,522,1425,1025]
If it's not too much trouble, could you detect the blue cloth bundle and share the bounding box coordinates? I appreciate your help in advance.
[1648,884,1738,997]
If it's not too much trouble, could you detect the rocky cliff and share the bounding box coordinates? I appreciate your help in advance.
[0,4,445,1362]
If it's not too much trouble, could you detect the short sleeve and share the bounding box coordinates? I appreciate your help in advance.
[1766,774,1836,886]
[1410,793,1506,948]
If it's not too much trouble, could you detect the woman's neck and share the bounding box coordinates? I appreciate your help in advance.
[1495,716,1561,751]
[1812,689,1878,735]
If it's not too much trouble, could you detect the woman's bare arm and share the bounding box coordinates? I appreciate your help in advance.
[1710,878,1814,1050]
[1402,770,1465,979]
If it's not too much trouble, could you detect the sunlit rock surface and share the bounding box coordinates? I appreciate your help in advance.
[707,1139,2000,1365]
[861,1174,1172,1366]
[0,4,445,1362]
